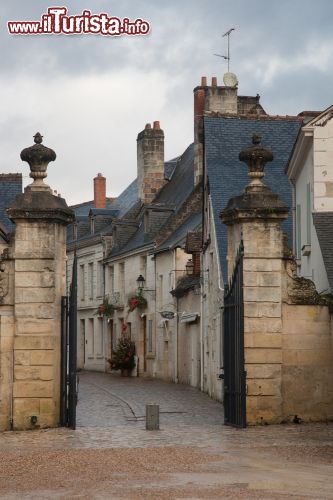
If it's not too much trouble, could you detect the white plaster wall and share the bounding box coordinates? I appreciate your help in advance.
[154,250,176,381]
[67,243,106,372]
[105,250,156,377]
[201,197,224,402]
[295,145,330,293]
[313,119,333,212]
[154,248,191,382]
[177,291,201,389]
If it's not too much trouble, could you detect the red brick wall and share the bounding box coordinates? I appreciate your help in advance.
[94,173,106,209]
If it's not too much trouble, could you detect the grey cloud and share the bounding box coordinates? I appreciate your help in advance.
[0,0,332,204]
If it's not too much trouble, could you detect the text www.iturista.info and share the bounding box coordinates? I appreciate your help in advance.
[8,7,150,36]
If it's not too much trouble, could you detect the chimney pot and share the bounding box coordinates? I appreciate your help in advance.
[212,77,217,86]
[153,121,160,130]
[201,76,207,86]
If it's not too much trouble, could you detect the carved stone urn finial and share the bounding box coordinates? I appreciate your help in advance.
[239,134,274,190]
[33,132,43,144]
[20,132,56,192]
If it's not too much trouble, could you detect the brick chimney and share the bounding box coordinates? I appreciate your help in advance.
[137,121,165,204]
[94,173,106,209]
[193,74,238,185]
[193,76,207,186]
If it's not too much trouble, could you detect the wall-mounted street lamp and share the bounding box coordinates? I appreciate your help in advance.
[136,274,145,290]
[136,274,155,297]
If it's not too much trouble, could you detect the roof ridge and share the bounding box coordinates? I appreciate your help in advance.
[204,112,303,122]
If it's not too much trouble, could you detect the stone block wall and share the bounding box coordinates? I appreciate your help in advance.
[223,203,333,423]
[0,245,15,430]
[11,221,67,429]
[281,303,333,421]
[205,85,238,115]
[229,223,333,425]
[137,122,165,205]
[0,133,73,432]
[0,311,15,430]
[240,220,285,424]
[221,133,333,425]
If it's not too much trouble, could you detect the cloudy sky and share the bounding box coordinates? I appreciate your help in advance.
[1,0,333,205]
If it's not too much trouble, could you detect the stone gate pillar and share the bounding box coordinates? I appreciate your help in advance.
[221,134,289,424]
[7,133,74,430]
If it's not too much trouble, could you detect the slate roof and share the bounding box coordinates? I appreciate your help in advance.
[68,145,194,251]
[204,115,302,281]
[0,174,22,231]
[312,212,333,291]
[67,178,139,245]
[154,144,194,210]
[107,144,195,258]
[111,179,138,218]
[89,208,120,217]
[154,212,202,254]
[71,197,115,216]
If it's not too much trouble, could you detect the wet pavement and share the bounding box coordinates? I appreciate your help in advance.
[77,370,225,428]
[0,371,333,498]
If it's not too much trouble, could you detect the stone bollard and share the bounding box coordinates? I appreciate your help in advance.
[146,403,159,430]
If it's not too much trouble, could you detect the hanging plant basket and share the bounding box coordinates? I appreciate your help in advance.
[96,298,116,318]
[128,291,148,312]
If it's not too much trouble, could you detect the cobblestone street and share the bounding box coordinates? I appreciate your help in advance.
[0,371,333,498]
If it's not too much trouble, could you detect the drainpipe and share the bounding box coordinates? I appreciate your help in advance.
[102,238,107,372]
[290,179,296,256]
[200,276,204,392]
[10,346,14,430]
[200,119,205,392]
[174,249,179,383]
[210,197,225,400]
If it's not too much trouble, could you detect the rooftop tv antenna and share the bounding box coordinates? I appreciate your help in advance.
[214,27,235,72]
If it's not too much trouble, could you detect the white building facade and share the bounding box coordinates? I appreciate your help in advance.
[286,107,333,294]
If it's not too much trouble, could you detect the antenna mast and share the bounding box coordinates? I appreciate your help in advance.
[223,28,235,72]
[214,27,235,72]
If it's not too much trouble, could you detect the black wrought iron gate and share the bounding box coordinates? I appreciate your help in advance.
[60,257,78,429]
[223,242,246,428]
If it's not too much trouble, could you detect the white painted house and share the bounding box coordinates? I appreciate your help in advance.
[286,106,333,294]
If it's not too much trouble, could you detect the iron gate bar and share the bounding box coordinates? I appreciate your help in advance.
[60,295,68,426]
[223,241,246,428]
[68,255,78,429]
[60,257,78,430]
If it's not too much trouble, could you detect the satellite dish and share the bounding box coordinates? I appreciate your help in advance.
[223,72,238,87]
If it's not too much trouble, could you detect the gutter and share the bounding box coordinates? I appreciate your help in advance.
[103,243,155,263]
[67,235,101,252]
[290,178,296,256]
